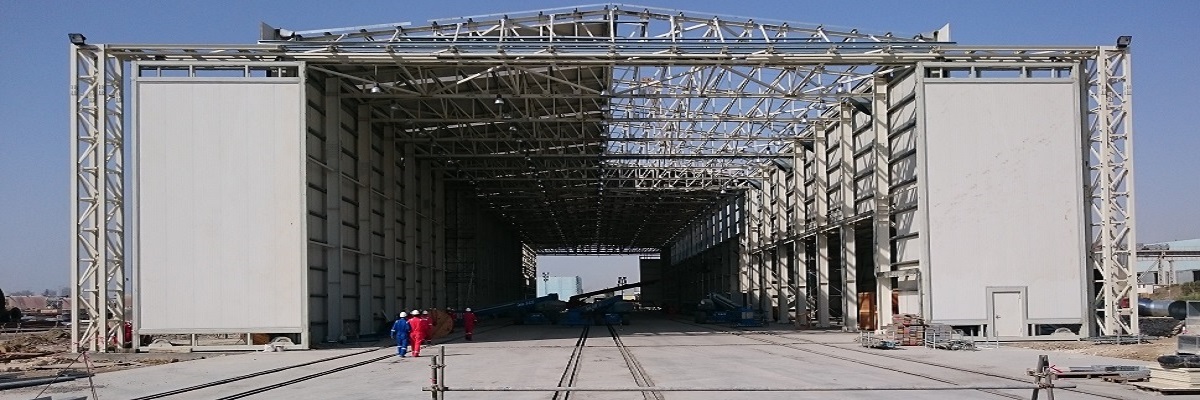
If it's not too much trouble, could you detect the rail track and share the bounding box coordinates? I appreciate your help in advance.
[607,324,662,400]
[552,324,590,400]
[552,322,662,400]
[674,319,1128,400]
[130,323,510,400]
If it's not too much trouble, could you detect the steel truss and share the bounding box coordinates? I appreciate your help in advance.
[71,4,1137,351]
[1087,48,1137,335]
[70,46,125,352]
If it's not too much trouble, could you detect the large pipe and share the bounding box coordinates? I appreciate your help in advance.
[1138,298,1187,320]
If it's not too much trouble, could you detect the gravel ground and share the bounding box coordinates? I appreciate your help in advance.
[1006,339,1176,363]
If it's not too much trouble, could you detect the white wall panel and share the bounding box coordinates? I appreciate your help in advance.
[137,80,305,332]
[923,81,1084,322]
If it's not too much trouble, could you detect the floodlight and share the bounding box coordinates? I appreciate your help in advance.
[68,33,87,46]
[369,84,382,93]
[1116,35,1132,49]
[494,94,505,105]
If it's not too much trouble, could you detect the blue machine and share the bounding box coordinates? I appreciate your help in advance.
[694,293,764,327]
[474,294,568,325]
[561,296,632,326]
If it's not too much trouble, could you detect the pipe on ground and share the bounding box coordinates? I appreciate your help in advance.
[1138,298,1187,320]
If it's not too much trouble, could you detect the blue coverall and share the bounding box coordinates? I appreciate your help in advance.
[390,318,412,357]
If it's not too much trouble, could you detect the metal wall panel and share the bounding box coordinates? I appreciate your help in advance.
[136,80,304,332]
[922,81,1084,322]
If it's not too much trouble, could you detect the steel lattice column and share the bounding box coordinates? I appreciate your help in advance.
[1087,47,1137,336]
[71,45,126,352]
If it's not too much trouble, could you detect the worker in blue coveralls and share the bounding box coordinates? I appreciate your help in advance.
[390,311,412,358]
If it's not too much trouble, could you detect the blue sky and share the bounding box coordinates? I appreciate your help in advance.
[2,1,1197,292]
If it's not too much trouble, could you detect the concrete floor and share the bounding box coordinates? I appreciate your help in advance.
[0,315,1185,399]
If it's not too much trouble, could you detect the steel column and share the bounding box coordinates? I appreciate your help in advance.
[839,104,858,331]
[1088,47,1137,335]
[356,105,373,336]
[383,126,398,319]
[813,123,831,327]
[872,76,894,330]
[323,77,344,342]
[71,45,126,352]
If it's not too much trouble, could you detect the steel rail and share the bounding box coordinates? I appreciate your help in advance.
[607,324,663,400]
[132,323,511,400]
[778,333,1130,400]
[670,320,1033,399]
[677,319,1126,400]
[432,385,1068,392]
[553,324,591,400]
[128,347,388,400]
[212,353,394,400]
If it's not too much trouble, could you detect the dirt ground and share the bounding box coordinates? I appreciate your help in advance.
[1006,339,1176,363]
[0,329,202,378]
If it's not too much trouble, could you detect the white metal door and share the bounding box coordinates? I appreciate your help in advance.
[992,292,1024,337]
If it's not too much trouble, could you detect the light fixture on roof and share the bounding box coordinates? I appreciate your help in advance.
[494,94,505,105]
[68,33,87,46]
[370,84,382,93]
[1116,35,1132,49]
[599,89,610,96]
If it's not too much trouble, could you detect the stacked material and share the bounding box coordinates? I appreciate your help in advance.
[1148,366,1200,388]
[892,314,926,346]
[924,323,976,350]
[430,309,454,339]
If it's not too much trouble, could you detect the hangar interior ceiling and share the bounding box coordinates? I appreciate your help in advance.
[281,5,936,255]
[70,3,1136,352]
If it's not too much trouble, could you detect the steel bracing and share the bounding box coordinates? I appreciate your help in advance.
[70,45,126,352]
[71,4,1136,350]
[1088,48,1137,335]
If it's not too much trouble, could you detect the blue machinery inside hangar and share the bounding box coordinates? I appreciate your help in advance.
[68,4,1136,352]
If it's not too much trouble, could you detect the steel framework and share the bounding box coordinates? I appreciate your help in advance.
[70,4,1135,351]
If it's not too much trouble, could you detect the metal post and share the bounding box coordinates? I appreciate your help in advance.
[813,123,830,327]
[872,76,893,330]
[1089,47,1137,335]
[839,103,858,331]
[428,347,438,399]
[437,346,446,400]
[324,77,344,342]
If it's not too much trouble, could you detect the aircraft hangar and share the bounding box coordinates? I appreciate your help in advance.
[67,4,1136,351]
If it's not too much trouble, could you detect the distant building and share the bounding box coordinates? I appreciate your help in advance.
[1137,239,1200,289]
[537,276,583,298]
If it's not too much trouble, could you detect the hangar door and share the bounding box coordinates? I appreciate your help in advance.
[134,64,307,339]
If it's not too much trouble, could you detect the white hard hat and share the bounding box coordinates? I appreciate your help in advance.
[399,312,408,318]
[465,308,472,312]
[411,309,420,315]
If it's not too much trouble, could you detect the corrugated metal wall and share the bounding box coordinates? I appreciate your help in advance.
[304,74,528,342]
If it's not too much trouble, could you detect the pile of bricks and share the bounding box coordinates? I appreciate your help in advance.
[892,313,926,346]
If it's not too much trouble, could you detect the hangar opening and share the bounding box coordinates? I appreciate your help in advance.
[69,4,1136,352]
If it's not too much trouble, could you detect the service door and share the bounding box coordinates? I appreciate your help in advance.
[991,291,1024,337]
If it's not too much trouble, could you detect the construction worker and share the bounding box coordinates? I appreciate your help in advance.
[408,309,426,357]
[445,308,457,332]
[463,308,478,341]
[389,312,411,358]
[420,310,433,345]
